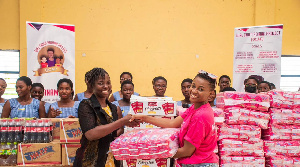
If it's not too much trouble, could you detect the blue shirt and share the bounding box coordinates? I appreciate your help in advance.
[177,101,192,108]
[112,91,139,102]
[50,101,80,118]
[44,102,51,114]
[77,92,89,101]
[9,98,40,118]
[112,101,130,117]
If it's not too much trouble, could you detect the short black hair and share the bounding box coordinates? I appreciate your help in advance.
[47,47,54,53]
[32,83,44,91]
[40,55,47,59]
[221,87,236,92]
[219,75,231,83]
[121,80,134,90]
[194,73,216,90]
[17,76,32,86]
[152,76,167,85]
[258,81,271,89]
[120,72,133,80]
[269,82,276,89]
[57,78,73,90]
[181,78,193,86]
[244,76,259,85]
[87,68,109,88]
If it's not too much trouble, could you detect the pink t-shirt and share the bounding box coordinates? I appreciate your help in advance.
[177,103,218,164]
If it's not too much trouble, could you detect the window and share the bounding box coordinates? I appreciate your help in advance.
[280,55,300,91]
[0,50,20,99]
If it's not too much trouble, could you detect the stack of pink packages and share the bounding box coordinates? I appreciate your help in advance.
[270,108,300,125]
[268,90,300,109]
[263,90,300,165]
[110,128,179,160]
[264,140,300,157]
[265,155,300,167]
[262,124,300,140]
[225,107,270,129]
[219,139,264,157]
[218,124,261,141]
[213,107,225,125]
[216,91,270,111]
[220,156,265,167]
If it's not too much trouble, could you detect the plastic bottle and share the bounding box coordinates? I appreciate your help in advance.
[23,120,31,143]
[36,120,44,143]
[0,120,8,143]
[43,119,51,143]
[30,120,37,143]
[14,119,22,143]
[7,119,15,143]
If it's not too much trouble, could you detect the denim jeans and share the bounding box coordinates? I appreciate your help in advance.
[181,163,219,167]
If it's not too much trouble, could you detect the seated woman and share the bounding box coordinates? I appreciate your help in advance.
[2,76,46,118]
[109,72,139,102]
[177,78,193,108]
[0,78,7,116]
[112,80,134,117]
[48,78,80,118]
[31,83,51,114]
[152,76,168,97]
[74,70,93,101]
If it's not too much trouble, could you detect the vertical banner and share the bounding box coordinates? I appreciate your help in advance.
[233,24,283,92]
[27,22,75,102]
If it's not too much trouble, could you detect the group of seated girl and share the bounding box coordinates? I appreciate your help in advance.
[0,76,79,119]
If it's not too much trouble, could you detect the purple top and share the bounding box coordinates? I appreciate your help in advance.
[47,59,56,67]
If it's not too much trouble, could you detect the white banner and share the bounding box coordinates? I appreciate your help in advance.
[233,24,283,92]
[26,22,75,102]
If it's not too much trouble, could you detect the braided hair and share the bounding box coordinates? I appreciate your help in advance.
[87,68,109,88]
[194,73,216,90]
[84,69,93,82]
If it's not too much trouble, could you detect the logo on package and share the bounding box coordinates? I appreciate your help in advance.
[66,127,82,138]
[24,146,55,161]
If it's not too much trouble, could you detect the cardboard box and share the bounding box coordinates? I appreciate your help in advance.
[17,142,61,165]
[123,158,170,167]
[42,118,61,141]
[60,118,83,143]
[130,96,176,116]
[61,144,81,166]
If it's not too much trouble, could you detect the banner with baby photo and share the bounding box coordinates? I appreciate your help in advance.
[233,24,283,92]
[26,21,75,102]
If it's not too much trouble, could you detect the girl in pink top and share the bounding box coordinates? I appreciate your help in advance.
[130,72,218,167]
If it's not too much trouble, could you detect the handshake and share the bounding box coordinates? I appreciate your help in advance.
[122,114,145,127]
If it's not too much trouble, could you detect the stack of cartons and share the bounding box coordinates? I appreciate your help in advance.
[17,142,61,166]
[60,118,82,166]
[122,95,176,167]
[17,118,82,166]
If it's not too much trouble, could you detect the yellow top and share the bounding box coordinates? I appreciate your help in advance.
[102,106,115,167]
